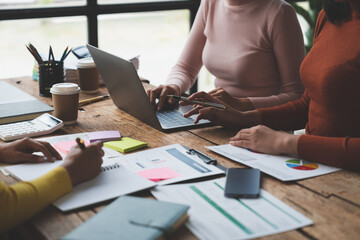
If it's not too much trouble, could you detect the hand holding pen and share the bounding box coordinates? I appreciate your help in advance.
[178,91,243,126]
[61,139,104,186]
[76,138,86,150]
[167,95,226,109]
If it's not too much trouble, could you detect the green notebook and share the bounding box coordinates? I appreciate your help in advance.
[62,196,189,240]
[104,137,147,153]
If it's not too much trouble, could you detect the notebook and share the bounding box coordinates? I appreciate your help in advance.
[62,196,189,240]
[0,82,53,124]
[6,163,156,211]
[87,45,212,132]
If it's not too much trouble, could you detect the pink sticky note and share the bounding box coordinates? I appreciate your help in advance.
[136,167,181,182]
[89,131,121,143]
[54,140,89,154]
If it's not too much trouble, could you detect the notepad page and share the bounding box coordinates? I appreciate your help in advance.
[6,162,156,211]
[54,164,156,211]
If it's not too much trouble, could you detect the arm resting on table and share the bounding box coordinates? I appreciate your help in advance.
[0,166,72,232]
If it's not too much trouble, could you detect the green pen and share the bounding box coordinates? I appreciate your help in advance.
[167,95,226,109]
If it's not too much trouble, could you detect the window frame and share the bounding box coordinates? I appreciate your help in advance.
[0,0,200,91]
[0,0,302,92]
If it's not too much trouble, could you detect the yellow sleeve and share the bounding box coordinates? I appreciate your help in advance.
[0,166,72,232]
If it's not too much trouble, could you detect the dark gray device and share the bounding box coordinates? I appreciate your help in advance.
[87,44,212,132]
[224,168,261,198]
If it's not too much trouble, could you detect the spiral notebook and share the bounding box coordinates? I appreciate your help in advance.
[7,163,157,212]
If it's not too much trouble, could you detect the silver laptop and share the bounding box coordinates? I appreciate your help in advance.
[87,45,211,132]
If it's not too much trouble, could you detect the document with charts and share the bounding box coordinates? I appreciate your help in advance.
[116,144,224,185]
[151,178,312,240]
[207,144,340,181]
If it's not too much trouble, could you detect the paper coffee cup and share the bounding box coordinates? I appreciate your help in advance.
[77,57,99,94]
[50,83,80,125]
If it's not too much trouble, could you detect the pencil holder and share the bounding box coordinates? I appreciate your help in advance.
[39,61,65,97]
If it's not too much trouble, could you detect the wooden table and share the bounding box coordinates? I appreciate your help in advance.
[1,77,360,240]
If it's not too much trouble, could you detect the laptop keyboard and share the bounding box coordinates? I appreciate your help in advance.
[156,110,195,128]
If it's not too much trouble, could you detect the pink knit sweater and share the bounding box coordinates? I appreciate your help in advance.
[166,0,305,108]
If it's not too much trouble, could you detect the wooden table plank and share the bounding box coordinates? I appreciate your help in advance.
[298,170,360,206]
[262,177,360,239]
[257,231,308,240]
[190,126,240,145]
[31,206,84,240]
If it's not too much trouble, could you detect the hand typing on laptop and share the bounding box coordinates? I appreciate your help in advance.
[147,84,180,111]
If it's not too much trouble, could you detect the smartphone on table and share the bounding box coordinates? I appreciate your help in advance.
[224,168,261,198]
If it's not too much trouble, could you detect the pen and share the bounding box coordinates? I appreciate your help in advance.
[167,95,226,109]
[26,43,44,64]
[59,46,68,63]
[76,138,86,150]
[49,46,55,65]
[78,94,110,107]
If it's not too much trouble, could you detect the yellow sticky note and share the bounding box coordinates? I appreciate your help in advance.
[104,137,147,153]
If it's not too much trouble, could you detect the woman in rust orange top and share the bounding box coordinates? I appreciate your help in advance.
[183,0,360,170]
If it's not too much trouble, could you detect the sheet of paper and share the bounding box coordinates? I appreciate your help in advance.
[114,144,224,185]
[136,166,181,182]
[0,163,10,176]
[54,164,156,211]
[151,178,312,240]
[38,132,121,159]
[207,144,340,181]
[54,140,90,154]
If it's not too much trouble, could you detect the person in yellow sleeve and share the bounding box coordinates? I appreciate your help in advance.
[0,137,104,232]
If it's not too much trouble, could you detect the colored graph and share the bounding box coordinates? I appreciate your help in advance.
[286,159,319,171]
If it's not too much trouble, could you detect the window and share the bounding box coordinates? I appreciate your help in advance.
[0,0,200,89]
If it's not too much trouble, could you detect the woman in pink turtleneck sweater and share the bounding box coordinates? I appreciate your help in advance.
[148,0,305,111]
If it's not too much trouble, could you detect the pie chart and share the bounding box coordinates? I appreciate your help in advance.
[286,159,319,171]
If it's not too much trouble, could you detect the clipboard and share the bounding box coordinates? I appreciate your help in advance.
[182,145,227,171]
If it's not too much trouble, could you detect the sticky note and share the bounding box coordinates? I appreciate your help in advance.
[89,131,121,143]
[103,137,147,153]
[54,140,89,155]
[136,167,181,182]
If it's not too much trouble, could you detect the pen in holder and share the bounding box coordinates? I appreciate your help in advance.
[26,44,72,97]
[39,61,65,97]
